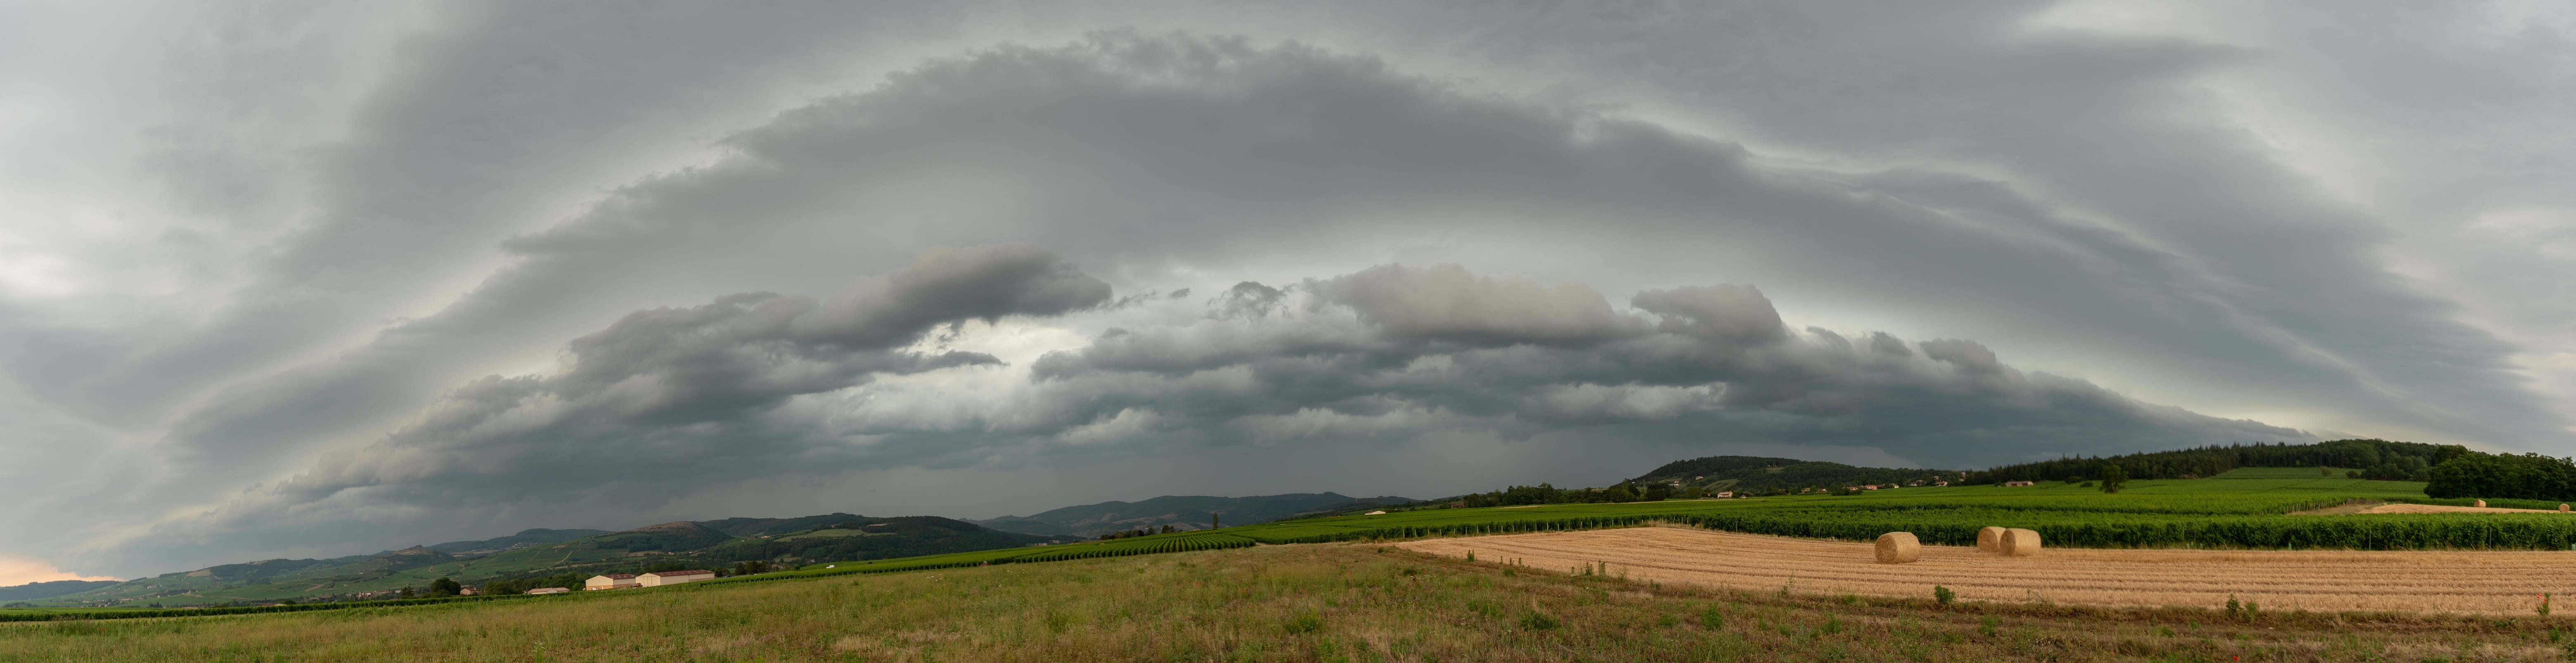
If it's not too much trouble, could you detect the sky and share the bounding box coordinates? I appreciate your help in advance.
[0,0,2571,583]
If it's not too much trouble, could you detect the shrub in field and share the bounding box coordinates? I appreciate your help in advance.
[2098,464,2126,493]
[1934,585,1955,606]
[1283,611,1323,634]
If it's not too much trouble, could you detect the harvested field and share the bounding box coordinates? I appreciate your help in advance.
[2355,503,2571,515]
[1401,526,2576,615]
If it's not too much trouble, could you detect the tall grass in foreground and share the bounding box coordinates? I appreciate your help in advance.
[7,544,2571,662]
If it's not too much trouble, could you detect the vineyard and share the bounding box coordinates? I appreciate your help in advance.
[1217,477,2576,551]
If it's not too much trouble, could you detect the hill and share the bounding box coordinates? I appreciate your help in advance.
[0,580,119,602]
[425,528,609,555]
[695,513,880,537]
[25,513,1059,608]
[969,493,1416,538]
[1627,455,1962,494]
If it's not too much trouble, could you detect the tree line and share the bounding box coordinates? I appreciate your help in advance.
[1454,482,1677,508]
[2424,451,2576,501]
[1968,439,2456,484]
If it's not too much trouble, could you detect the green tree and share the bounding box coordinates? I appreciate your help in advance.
[2099,464,2127,494]
[427,577,461,598]
[397,586,416,600]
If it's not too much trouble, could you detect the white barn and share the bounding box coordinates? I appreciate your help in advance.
[584,573,638,590]
[639,570,716,587]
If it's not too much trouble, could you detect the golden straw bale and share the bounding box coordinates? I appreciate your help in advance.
[2000,528,2042,556]
[2561,503,2569,512]
[2475,499,2487,508]
[1976,526,2005,553]
[1874,532,1921,564]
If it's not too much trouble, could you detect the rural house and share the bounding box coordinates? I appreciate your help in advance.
[526,587,571,595]
[585,573,638,590]
[2003,480,2036,487]
[638,570,716,587]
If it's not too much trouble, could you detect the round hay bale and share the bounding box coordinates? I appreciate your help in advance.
[2000,528,2043,556]
[1874,532,1922,564]
[2475,499,2488,508]
[2561,503,2569,512]
[1976,526,2005,553]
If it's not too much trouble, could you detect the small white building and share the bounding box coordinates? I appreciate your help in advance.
[526,587,571,595]
[2003,480,2036,487]
[1714,491,1734,498]
[638,570,716,587]
[585,573,638,591]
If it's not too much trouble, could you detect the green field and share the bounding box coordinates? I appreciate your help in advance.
[1211,477,2576,551]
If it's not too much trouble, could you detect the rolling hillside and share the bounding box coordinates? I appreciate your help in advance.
[969,493,1415,538]
[1628,455,1963,494]
[0,580,119,602]
[424,528,607,554]
[25,514,1063,608]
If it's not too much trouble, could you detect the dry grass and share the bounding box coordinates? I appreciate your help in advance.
[10,542,2576,661]
[1403,527,2576,615]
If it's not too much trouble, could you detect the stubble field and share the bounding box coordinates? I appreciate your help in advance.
[1402,526,2576,615]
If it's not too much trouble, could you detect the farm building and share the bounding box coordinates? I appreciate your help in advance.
[2003,480,2036,487]
[639,570,716,587]
[585,573,638,590]
[526,587,571,595]
[1715,491,1734,498]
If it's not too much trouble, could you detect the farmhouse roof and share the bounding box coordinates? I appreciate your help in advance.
[597,573,636,579]
[644,570,713,576]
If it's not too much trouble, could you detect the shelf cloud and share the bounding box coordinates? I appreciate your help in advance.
[2,2,2568,579]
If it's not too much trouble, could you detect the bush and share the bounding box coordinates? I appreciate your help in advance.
[1520,611,1560,631]
[1283,611,1323,634]
[1934,585,1955,606]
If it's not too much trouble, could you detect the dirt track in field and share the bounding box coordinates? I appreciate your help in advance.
[1399,527,2576,615]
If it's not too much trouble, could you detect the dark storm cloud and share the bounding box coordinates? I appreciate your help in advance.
[1019,262,2303,467]
[181,244,1106,535]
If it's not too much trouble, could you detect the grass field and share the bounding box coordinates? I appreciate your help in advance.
[14,544,2576,662]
